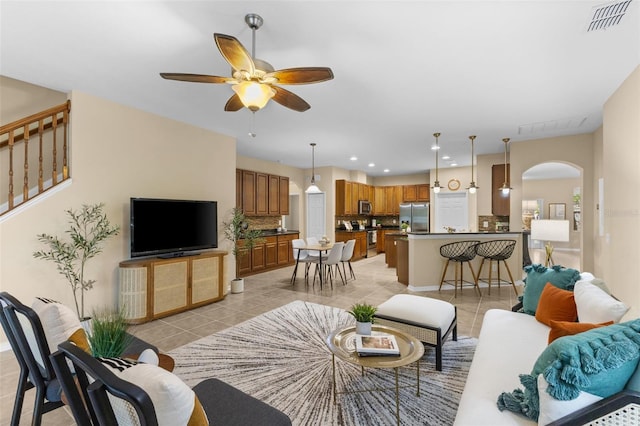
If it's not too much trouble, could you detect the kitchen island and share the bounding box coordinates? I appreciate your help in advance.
[406,232,523,291]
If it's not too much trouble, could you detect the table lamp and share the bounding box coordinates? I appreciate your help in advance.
[530,220,570,266]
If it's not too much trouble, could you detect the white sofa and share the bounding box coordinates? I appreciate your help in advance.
[454,308,549,425]
[454,278,640,426]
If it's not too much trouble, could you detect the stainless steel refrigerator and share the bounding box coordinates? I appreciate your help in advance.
[399,203,430,232]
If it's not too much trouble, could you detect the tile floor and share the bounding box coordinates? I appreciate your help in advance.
[1,251,544,425]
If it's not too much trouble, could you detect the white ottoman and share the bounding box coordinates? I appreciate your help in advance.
[375,294,457,371]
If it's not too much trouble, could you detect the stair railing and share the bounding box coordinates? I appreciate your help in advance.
[0,100,71,216]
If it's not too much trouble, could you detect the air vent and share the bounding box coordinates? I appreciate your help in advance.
[587,0,633,31]
[518,116,588,135]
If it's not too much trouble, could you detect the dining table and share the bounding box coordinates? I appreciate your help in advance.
[291,242,334,287]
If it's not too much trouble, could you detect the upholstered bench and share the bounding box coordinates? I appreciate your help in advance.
[374,294,457,371]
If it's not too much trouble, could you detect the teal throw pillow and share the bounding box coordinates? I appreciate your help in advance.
[498,318,640,421]
[522,264,581,315]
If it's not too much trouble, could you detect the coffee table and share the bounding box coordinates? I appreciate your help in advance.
[326,325,424,425]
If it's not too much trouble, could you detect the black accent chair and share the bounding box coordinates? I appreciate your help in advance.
[0,292,65,426]
[51,340,293,426]
[438,240,481,297]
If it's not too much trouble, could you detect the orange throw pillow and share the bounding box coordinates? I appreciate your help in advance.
[535,282,577,327]
[548,320,614,343]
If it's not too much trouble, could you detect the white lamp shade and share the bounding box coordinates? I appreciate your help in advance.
[305,184,321,193]
[232,81,275,111]
[531,220,570,242]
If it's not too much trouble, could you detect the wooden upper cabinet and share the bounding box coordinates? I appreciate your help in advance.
[384,186,396,215]
[351,182,359,214]
[335,180,347,215]
[358,183,368,201]
[416,184,430,202]
[255,173,268,215]
[236,169,243,208]
[492,164,510,216]
[345,181,354,215]
[374,186,386,215]
[403,185,417,202]
[394,186,402,214]
[242,170,256,215]
[279,176,289,215]
[268,174,280,215]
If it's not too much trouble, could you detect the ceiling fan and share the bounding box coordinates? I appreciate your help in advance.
[160,13,334,113]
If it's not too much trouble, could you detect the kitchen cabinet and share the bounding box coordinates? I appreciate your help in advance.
[492,164,510,216]
[237,169,289,216]
[335,231,367,261]
[279,176,289,215]
[119,251,227,324]
[374,186,386,215]
[417,184,430,201]
[241,170,256,215]
[376,229,398,253]
[403,185,417,202]
[396,237,408,285]
[384,186,402,215]
[268,175,280,215]
[238,232,299,277]
[385,233,404,267]
[255,173,268,215]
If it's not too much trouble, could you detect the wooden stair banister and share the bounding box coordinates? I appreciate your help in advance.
[0,101,71,216]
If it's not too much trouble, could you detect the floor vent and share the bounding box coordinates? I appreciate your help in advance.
[587,0,633,31]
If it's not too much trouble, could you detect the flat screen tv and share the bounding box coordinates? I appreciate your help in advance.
[130,198,218,258]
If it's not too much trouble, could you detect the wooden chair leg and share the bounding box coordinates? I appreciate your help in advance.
[439,259,450,291]
[502,260,518,296]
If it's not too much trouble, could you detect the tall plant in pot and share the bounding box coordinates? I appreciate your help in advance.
[33,203,120,320]
[223,207,263,293]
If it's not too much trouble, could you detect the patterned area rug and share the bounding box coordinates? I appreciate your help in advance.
[169,301,476,426]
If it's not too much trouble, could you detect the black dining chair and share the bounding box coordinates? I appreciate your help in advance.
[438,240,482,297]
[0,292,65,426]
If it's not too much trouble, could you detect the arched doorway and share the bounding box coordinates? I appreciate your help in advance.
[522,162,582,270]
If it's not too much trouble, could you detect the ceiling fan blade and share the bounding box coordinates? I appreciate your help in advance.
[160,73,231,84]
[214,33,255,75]
[266,67,334,85]
[272,87,311,112]
[224,94,244,112]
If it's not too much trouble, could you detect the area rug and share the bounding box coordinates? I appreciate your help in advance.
[168,301,476,425]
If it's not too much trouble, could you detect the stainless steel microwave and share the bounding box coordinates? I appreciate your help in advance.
[358,200,372,215]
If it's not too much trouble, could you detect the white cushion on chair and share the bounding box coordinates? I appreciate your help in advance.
[376,294,455,331]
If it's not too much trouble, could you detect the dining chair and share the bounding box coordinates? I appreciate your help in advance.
[339,239,357,282]
[290,238,313,284]
[0,292,65,426]
[312,242,345,287]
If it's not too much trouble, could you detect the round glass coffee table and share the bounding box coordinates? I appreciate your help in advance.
[326,324,424,425]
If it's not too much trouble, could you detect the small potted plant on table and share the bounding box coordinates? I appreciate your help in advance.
[348,302,377,335]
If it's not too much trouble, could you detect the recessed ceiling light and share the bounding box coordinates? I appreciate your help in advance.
[368,163,375,167]
[450,162,458,167]
[431,145,440,151]
[442,155,450,160]
[383,169,390,173]
[350,156,358,161]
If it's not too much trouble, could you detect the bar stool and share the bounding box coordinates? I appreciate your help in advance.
[438,240,481,297]
[475,240,518,296]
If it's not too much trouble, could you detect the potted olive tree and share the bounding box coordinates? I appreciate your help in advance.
[223,207,263,294]
[348,302,377,335]
[33,203,120,320]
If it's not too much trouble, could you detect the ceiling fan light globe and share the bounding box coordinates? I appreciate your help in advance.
[232,81,275,111]
[305,184,321,193]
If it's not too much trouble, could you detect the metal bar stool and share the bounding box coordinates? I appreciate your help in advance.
[475,240,518,296]
[438,240,481,297]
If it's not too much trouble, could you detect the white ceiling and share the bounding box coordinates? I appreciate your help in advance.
[1,1,638,177]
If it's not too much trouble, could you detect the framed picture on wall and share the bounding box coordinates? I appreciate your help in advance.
[549,203,566,220]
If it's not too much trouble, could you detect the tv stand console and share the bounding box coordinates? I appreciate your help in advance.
[119,250,228,324]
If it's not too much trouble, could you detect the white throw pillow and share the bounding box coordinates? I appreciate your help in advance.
[537,374,602,425]
[574,281,629,324]
[99,358,208,425]
[31,297,89,354]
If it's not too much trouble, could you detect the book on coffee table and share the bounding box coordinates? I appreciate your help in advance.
[355,334,401,357]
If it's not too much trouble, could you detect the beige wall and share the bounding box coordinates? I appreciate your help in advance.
[602,65,640,320]
[1,89,236,348]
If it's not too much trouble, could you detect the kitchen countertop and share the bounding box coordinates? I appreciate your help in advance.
[249,229,300,237]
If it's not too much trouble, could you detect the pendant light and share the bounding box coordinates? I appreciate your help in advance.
[500,138,512,195]
[305,142,321,193]
[432,132,442,193]
[467,135,478,194]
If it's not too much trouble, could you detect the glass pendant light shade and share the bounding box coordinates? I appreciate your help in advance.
[500,138,512,195]
[306,143,321,193]
[432,132,442,193]
[232,81,275,112]
[467,135,478,193]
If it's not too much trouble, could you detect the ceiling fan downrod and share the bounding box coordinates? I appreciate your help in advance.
[245,13,263,59]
